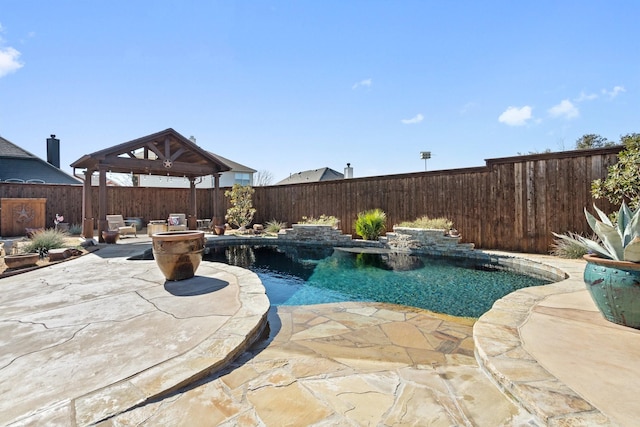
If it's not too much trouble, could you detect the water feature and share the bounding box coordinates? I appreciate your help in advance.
[204,244,552,318]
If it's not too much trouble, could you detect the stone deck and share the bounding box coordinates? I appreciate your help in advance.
[1,236,639,426]
[104,303,531,426]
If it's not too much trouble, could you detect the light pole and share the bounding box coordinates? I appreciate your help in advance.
[420,151,431,171]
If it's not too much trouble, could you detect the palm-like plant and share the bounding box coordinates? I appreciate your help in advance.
[354,209,387,240]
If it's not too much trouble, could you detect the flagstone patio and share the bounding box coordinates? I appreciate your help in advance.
[1,235,637,426]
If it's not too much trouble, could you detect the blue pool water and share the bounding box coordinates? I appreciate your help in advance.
[204,245,551,318]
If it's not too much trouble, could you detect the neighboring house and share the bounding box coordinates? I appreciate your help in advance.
[134,151,256,188]
[206,152,257,187]
[0,135,81,184]
[276,167,345,185]
[86,173,132,187]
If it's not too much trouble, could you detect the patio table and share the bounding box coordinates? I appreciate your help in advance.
[147,220,168,236]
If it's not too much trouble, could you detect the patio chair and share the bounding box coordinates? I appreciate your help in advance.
[167,213,188,231]
[196,218,212,231]
[106,214,137,237]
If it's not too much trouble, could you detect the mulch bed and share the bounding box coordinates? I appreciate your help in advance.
[0,244,99,279]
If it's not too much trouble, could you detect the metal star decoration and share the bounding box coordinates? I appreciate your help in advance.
[163,159,173,169]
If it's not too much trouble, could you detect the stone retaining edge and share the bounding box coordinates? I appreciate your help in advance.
[71,264,270,426]
[473,255,615,427]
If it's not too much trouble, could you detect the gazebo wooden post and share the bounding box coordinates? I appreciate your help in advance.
[81,169,94,238]
[97,166,108,242]
[188,178,197,230]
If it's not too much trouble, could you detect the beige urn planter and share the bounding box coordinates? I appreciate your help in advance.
[151,230,205,281]
[102,230,119,244]
[4,253,39,269]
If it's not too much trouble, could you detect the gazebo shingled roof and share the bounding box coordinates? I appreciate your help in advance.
[70,128,231,241]
[71,128,230,177]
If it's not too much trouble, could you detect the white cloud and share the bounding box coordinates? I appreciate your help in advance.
[574,91,598,102]
[602,85,625,99]
[0,46,23,78]
[0,23,24,78]
[352,78,372,90]
[401,113,424,124]
[498,106,532,126]
[548,99,579,119]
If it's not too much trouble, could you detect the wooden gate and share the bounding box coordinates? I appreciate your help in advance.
[0,198,47,237]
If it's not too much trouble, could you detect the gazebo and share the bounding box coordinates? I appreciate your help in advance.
[70,128,230,241]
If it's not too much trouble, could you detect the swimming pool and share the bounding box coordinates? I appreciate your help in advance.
[204,244,553,318]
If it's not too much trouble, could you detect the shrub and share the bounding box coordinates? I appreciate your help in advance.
[549,232,591,259]
[299,214,340,228]
[21,228,67,255]
[591,133,640,211]
[397,216,453,230]
[69,223,83,235]
[225,184,256,229]
[354,209,387,240]
[265,219,286,233]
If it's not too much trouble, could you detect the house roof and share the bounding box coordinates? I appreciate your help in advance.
[0,136,33,158]
[276,167,344,185]
[0,136,81,184]
[70,128,231,179]
[208,152,257,174]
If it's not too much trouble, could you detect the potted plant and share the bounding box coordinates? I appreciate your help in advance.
[4,228,67,269]
[554,202,640,328]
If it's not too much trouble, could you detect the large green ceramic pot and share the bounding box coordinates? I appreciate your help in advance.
[151,230,205,281]
[583,254,640,329]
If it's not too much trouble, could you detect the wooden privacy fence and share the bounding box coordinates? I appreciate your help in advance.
[0,146,621,253]
[0,184,219,236]
[252,147,620,253]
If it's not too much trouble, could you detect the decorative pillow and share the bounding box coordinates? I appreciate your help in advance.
[168,216,180,226]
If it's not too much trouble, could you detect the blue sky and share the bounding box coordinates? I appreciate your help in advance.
[0,1,637,183]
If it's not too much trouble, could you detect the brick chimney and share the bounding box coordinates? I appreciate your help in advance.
[47,134,60,168]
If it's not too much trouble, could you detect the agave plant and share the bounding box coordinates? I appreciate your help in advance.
[553,201,640,262]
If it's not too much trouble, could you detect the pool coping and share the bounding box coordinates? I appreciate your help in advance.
[474,251,619,426]
[200,240,627,424]
[211,237,620,424]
